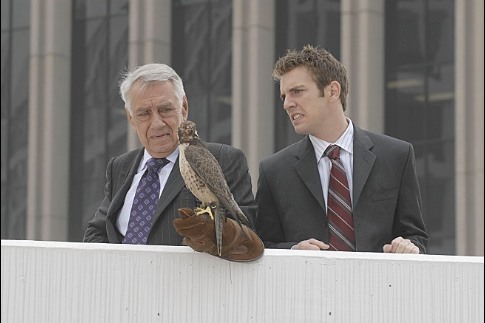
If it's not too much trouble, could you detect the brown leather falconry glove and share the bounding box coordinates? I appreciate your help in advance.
[173,208,264,262]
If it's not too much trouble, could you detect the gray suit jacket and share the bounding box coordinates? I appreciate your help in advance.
[255,125,428,253]
[84,143,256,245]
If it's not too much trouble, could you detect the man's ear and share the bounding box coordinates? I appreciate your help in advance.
[182,96,189,121]
[329,81,341,99]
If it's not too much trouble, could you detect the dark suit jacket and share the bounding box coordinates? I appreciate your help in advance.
[255,125,428,253]
[84,143,256,245]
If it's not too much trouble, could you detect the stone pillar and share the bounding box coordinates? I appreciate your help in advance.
[232,0,275,193]
[27,0,72,240]
[341,0,385,133]
[455,0,484,256]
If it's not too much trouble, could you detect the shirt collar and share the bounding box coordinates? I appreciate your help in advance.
[140,147,179,171]
[309,118,354,161]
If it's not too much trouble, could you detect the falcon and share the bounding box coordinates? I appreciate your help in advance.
[178,120,251,256]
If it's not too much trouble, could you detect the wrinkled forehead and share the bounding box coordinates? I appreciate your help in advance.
[131,80,172,96]
[130,81,178,106]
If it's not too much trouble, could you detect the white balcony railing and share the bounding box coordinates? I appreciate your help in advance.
[1,240,483,323]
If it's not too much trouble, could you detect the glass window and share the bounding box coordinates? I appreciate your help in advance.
[1,0,30,239]
[171,0,233,144]
[69,0,129,241]
[12,0,30,28]
[1,0,10,30]
[385,0,455,255]
[274,0,341,152]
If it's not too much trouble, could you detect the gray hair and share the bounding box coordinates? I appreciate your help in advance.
[119,63,186,113]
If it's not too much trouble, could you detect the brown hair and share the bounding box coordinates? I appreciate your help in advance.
[273,45,349,111]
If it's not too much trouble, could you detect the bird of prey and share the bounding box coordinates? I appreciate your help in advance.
[178,120,251,256]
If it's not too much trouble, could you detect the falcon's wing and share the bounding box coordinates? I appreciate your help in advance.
[184,144,250,226]
[184,143,232,200]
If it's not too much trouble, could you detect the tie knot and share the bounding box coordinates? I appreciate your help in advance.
[324,145,340,160]
[146,158,168,173]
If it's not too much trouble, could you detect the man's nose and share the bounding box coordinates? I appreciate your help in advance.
[283,97,295,111]
[150,111,167,125]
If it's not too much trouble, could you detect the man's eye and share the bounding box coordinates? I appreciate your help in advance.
[138,111,150,116]
[159,108,175,117]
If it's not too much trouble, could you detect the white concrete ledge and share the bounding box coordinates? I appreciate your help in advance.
[1,240,483,323]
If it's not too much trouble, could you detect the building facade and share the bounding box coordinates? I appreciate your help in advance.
[1,0,483,255]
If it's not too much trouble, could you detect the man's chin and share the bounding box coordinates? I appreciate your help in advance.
[149,144,176,158]
[293,125,307,135]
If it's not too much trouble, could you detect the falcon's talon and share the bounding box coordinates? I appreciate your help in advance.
[195,206,215,220]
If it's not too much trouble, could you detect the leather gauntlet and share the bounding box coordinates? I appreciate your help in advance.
[173,208,264,262]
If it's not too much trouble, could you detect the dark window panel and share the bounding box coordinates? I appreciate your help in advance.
[1,0,10,31]
[108,16,128,106]
[83,106,109,179]
[5,186,27,238]
[12,0,30,29]
[69,0,128,242]
[1,0,29,240]
[74,0,108,20]
[84,20,109,107]
[110,0,129,15]
[107,16,129,159]
[414,140,455,254]
[1,33,10,118]
[385,0,455,255]
[10,30,29,116]
[172,0,232,144]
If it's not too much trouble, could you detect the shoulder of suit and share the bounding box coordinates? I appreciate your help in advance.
[361,129,411,148]
[110,149,143,167]
[206,142,243,155]
[260,137,308,167]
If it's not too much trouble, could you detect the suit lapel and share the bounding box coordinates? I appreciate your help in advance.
[352,126,375,208]
[105,149,143,243]
[294,137,326,213]
[109,150,143,216]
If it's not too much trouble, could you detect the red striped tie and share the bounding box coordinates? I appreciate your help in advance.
[324,145,355,251]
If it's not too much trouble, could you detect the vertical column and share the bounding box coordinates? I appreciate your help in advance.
[232,0,275,193]
[126,0,172,150]
[455,0,484,256]
[27,0,72,240]
[341,0,385,133]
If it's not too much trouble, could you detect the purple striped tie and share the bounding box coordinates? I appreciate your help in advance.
[324,145,355,251]
[123,158,169,244]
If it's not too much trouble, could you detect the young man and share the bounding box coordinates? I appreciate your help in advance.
[256,45,428,253]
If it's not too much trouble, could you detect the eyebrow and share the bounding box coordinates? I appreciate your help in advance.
[137,102,175,110]
[280,85,305,100]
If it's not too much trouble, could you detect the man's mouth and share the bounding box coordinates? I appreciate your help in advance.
[151,133,169,139]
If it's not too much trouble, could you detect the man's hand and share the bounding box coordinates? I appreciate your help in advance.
[383,236,420,254]
[173,208,264,262]
[291,238,330,250]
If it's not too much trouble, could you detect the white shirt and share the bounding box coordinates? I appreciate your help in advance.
[116,148,179,235]
[309,118,354,208]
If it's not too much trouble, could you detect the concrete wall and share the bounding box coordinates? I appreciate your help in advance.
[2,240,483,323]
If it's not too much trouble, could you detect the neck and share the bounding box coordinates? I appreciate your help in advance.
[316,114,348,143]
